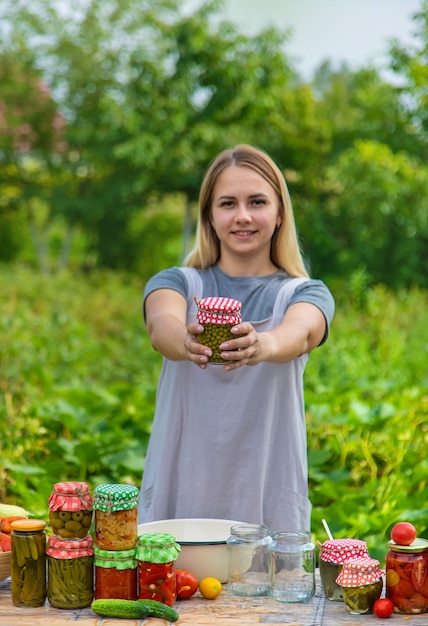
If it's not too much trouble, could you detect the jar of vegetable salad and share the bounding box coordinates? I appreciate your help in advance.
[94,546,137,600]
[136,533,181,606]
[93,484,139,551]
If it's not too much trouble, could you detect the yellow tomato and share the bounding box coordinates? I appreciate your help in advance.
[199,577,222,599]
[386,569,400,586]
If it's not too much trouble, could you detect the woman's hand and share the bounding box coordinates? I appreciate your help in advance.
[184,323,212,369]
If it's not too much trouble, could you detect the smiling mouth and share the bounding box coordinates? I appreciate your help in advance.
[233,231,255,236]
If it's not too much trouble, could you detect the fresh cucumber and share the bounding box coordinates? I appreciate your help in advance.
[91,598,179,621]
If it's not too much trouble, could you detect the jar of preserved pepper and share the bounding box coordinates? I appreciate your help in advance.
[94,546,137,600]
[386,537,428,614]
[47,535,94,609]
[136,533,181,606]
[10,519,47,607]
[93,484,139,550]
[336,557,384,614]
[48,481,93,540]
[196,296,242,363]
[319,538,369,601]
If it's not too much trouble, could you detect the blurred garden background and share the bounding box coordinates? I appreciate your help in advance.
[0,0,427,561]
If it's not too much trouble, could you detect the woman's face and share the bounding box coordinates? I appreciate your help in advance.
[210,165,282,261]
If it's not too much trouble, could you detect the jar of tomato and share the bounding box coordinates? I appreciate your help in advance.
[136,533,181,606]
[48,481,93,540]
[47,535,94,609]
[93,484,139,550]
[319,538,369,601]
[94,547,137,600]
[196,296,242,363]
[386,538,428,614]
[336,556,384,614]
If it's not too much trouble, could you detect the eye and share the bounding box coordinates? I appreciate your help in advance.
[251,197,268,207]
[219,199,235,208]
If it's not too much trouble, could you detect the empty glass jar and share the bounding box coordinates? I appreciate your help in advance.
[268,530,315,603]
[227,523,272,596]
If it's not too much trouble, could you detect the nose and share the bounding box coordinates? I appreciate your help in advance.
[235,203,252,222]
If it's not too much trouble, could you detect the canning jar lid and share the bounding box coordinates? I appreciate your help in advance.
[136,533,181,563]
[196,296,242,325]
[320,538,368,564]
[10,519,46,532]
[93,484,139,512]
[388,538,428,553]
[336,557,384,587]
[47,535,93,558]
[49,481,93,511]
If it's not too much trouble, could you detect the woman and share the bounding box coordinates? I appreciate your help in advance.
[138,144,334,531]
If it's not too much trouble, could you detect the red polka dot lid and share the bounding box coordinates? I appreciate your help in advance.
[320,538,368,564]
[336,557,384,587]
[196,296,242,325]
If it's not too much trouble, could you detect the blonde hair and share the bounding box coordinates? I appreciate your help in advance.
[185,144,309,277]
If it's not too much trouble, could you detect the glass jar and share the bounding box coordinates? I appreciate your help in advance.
[47,535,94,609]
[94,547,137,600]
[227,523,272,597]
[268,530,315,603]
[136,533,181,606]
[386,537,428,614]
[93,483,139,550]
[196,296,242,363]
[48,481,93,540]
[336,556,384,614]
[10,519,47,607]
[319,538,368,601]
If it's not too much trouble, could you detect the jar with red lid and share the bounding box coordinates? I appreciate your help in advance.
[196,296,242,363]
[386,538,428,614]
[93,483,139,551]
[94,546,137,600]
[136,533,181,606]
[319,538,369,601]
[10,519,47,607]
[48,481,93,540]
[336,557,384,614]
[47,535,94,609]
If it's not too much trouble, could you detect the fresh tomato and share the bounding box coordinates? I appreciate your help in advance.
[390,522,417,546]
[175,569,199,599]
[373,598,394,618]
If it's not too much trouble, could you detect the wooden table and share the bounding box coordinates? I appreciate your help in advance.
[1,574,428,626]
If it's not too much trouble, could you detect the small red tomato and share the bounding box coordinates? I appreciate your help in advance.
[175,569,199,599]
[390,522,417,546]
[373,598,394,618]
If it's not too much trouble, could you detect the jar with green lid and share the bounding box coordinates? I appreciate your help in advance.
[93,483,139,550]
[386,537,428,614]
[47,535,94,609]
[196,296,242,363]
[48,481,93,540]
[319,538,369,601]
[136,533,181,606]
[10,519,47,607]
[94,546,137,600]
[336,557,384,614]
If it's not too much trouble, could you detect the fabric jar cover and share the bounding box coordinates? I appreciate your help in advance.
[336,557,384,587]
[320,538,369,564]
[136,533,181,564]
[48,481,93,511]
[47,535,93,559]
[93,483,139,513]
[94,546,137,570]
[196,296,242,325]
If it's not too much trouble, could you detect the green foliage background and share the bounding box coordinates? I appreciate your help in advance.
[1,265,427,563]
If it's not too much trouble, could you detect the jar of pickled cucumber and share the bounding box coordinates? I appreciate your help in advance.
[136,533,181,606]
[48,481,93,540]
[319,538,369,601]
[93,484,139,551]
[196,296,242,363]
[336,557,384,614]
[386,538,428,614]
[94,546,137,600]
[10,519,47,607]
[47,535,94,609]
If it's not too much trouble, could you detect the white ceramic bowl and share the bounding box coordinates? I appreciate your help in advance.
[138,518,245,583]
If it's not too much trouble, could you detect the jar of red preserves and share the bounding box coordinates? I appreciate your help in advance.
[386,538,428,614]
[48,481,93,540]
[136,533,181,606]
[319,538,369,601]
[94,547,137,600]
[93,484,139,550]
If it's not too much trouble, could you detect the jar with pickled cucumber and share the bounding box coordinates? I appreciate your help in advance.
[48,481,93,540]
[47,535,94,609]
[336,556,384,614]
[319,538,369,601]
[10,519,47,607]
[93,483,139,551]
[196,296,242,363]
